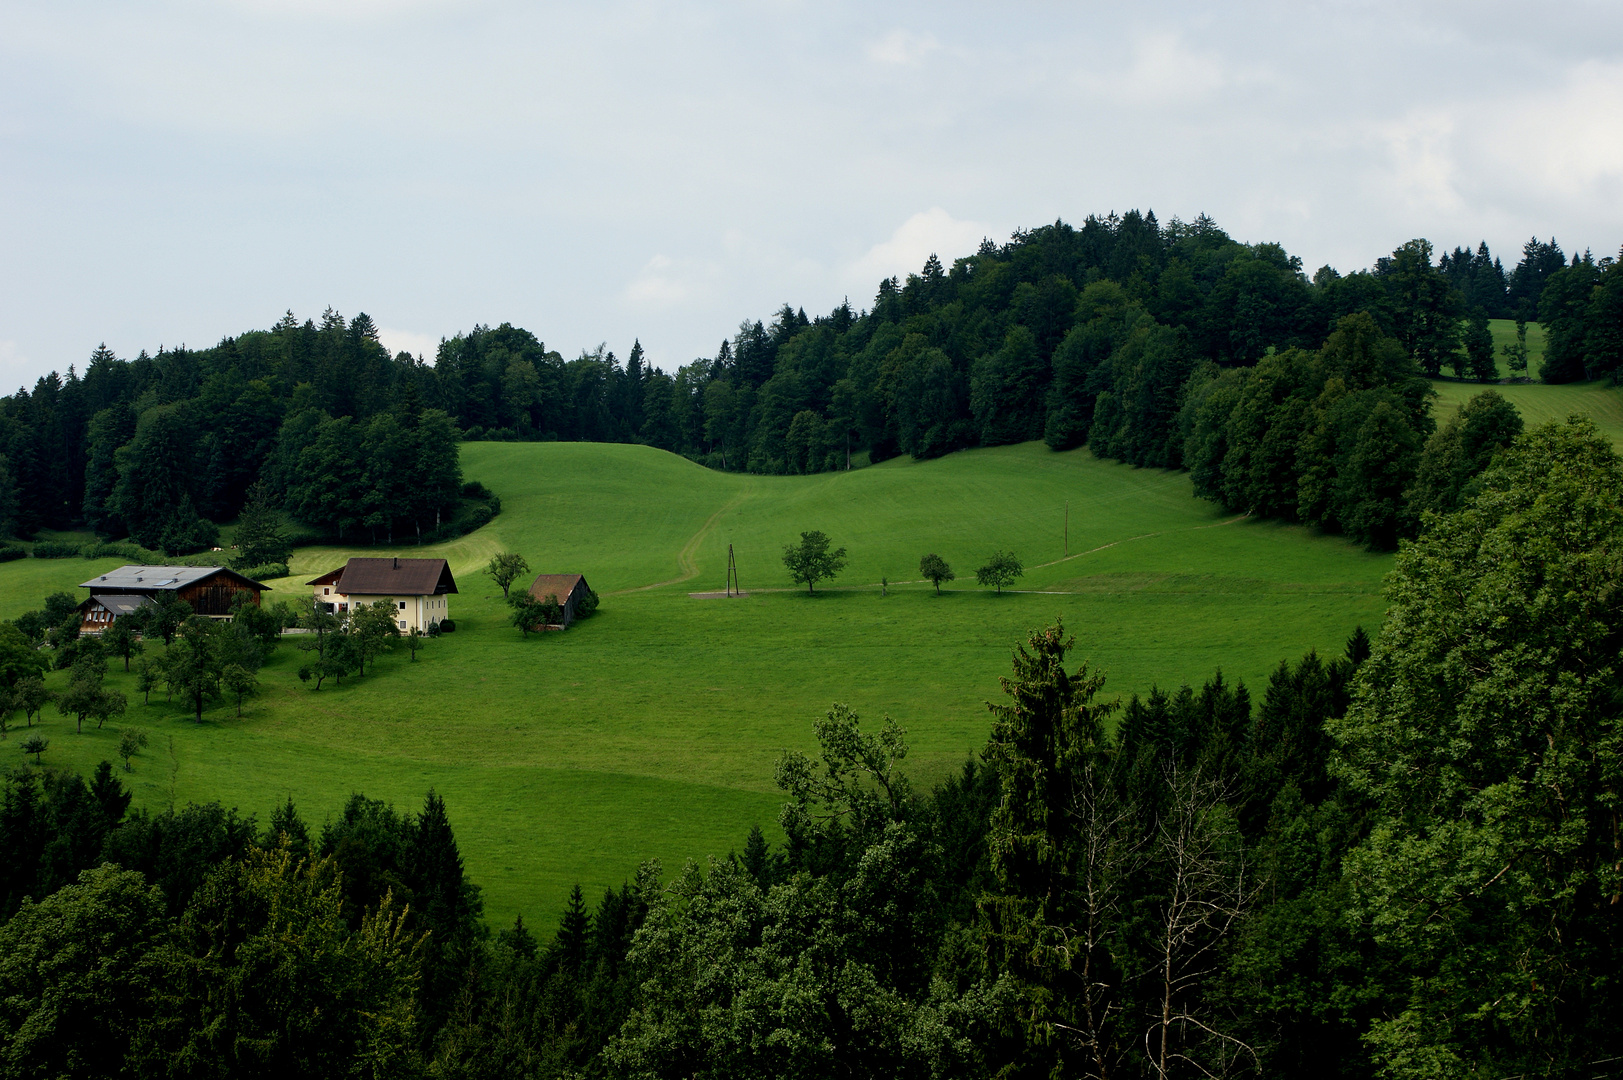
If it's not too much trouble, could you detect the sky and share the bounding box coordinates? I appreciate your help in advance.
[1,1,1620,386]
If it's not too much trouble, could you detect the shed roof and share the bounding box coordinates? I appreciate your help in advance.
[81,594,155,617]
[309,557,458,596]
[529,574,587,603]
[81,565,268,592]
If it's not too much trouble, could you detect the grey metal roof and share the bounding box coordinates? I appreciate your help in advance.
[84,594,155,616]
[81,565,226,590]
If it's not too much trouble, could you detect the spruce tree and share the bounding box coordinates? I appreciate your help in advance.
[231,480,290,569]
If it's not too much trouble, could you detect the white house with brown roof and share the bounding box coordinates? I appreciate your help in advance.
[308,557,458,633]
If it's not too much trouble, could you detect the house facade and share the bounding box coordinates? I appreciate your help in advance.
[78,565,269,634]
[308,557,458,633]
[528,573,592,628]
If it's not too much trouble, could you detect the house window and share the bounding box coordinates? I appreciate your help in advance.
[323,588,330,595]
[398,601,406,611]
[398,620,406,630]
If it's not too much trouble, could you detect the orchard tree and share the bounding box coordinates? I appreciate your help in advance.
[222,664,258,717]
[782,530,847,594]
[484,552,530,599]
[102,616,142,672]
[918,553,955,595]
[168,617,223,722]
[20,734,47,766]
[118,728,148,772]
[975,551,1024,594]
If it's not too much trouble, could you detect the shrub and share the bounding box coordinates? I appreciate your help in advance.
[461,481,491,499]
[0,546,25,563]
[438,619,456,633]
[238,562,290,581]
[32,542,81,558]
[577,589,601,618]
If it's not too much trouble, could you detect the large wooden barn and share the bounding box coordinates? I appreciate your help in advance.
[78,565,269,633]
[308,557,458,632]
[528,573,593,628]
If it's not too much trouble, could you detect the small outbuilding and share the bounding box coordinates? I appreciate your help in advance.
[308,557,458,633]
[528,573,593,628]
[78,565,270,633]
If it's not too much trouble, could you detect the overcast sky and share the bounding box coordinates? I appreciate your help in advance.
[2,1,1620,386]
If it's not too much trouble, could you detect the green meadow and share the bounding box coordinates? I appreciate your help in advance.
[2,442,1403,926]
[12,361,1623,927]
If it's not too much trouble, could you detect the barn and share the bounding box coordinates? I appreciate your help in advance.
[528,573,594,628]
[78,565,270,633]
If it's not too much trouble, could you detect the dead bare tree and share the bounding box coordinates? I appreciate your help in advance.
[1052,759,1149,1080]
[1143,763,1259,1080]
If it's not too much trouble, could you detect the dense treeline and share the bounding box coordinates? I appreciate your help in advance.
[4,216,1615,553]
[3,417,1617,1078]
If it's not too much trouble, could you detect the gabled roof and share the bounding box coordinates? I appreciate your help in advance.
[81,565,269,592]
[529,574,587,603]
[308,557,458,596]
[80,594,154,616]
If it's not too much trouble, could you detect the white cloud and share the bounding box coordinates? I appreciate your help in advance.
[623,254,722,310]
[866,29,940,67]
[1487,61,1623,200]
[0,341,36,395]
[377,328,442,361]
[1376,109,1464,214]
[844,209,999,293]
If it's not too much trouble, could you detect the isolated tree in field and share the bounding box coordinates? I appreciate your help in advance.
[222,663,258,717]
[150,595,193,647]
[20,734,46,766]
[57,650,125,734]
[919,553,955,595]
[101,616,142,672]
[133,656,161,705]
[349,601,400,675]
[298,597,341,663]
[484,551,530,599]
[13,675,49,727]
[976,550,1024,594]
[118,728,148,772]
[405,626,424,662]
[782,530,847,594]
[167,617,223,723]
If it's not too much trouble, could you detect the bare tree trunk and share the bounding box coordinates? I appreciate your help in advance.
[1145,763,1258,1080]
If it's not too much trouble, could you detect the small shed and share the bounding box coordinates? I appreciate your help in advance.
[528,573,592,628]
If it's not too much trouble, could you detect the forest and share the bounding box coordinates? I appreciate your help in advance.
[1,415,1617,1079]
[1,215,1619,552]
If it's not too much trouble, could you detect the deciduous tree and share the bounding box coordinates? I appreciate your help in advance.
[781,530,847,594]
[919,553,955,594]
[975,550,1023,594]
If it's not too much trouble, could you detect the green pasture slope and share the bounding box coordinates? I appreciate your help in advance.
[1434,320,1623,447]
[2,443,1394,927]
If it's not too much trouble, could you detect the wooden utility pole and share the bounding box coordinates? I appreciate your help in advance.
[1065,501,1069,556]
[726,544,741,597]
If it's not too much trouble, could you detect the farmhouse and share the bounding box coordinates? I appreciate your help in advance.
[528,573,593,628]
[308,557,458,633]
[78,565,270,633]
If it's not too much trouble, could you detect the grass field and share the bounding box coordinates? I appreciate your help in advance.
[1,442,1396,928]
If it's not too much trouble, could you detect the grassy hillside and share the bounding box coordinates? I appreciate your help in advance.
[1431,378,1623,446]
[1,442,1393,927]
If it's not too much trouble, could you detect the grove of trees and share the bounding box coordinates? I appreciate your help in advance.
[4,218,1615,553]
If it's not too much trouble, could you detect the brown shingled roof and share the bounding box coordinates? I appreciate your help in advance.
[308,558,458,596]
[529,574,585,603]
